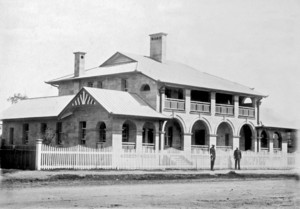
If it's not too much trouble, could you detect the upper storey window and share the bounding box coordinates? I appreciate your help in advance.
[121,79,128,92]
[97,81,103,89]
[141,84,150,92]
[87,82,94,88]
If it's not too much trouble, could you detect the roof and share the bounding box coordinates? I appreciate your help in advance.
[257,108,299,130]
[82,87,168,118]
[47,52,266,97]
[0,95,74,120]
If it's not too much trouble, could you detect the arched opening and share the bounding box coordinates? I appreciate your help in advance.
[142,122,156,152]
[164,119,183,150]
[191,120,209,151]
[273,132,282,152]
[122,120,137,151]
[141,84,151,91]
[260,130,268,151]
[216,122,233,150]
[99,122,106,143]
[239,124,253,151]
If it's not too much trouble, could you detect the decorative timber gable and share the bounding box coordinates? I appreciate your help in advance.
[71,90,96,106]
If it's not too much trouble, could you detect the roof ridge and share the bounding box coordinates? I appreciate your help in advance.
[25,95,74,100]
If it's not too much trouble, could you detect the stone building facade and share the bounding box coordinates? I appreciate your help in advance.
[0,33,298,153]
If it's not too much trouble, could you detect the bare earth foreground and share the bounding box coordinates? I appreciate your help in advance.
[1,178,299,209]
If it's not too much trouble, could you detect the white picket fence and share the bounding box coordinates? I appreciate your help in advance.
[37,144,300,170]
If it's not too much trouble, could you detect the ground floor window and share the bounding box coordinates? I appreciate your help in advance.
[122,124,129,142]
[99,122,106,143]
[23,124,29,145]
[80,121,87,145]
[56,122,63,145]
[9,128,14,145]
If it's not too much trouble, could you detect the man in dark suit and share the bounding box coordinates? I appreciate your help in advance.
[210,145,216,171]
[234,147,242,170]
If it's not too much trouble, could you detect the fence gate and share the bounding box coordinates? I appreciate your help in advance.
[0,145,36,170]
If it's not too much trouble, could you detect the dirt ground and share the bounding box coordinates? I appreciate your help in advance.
[1,177,299,208]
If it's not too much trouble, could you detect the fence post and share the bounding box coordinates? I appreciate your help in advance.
[35,139,43,170]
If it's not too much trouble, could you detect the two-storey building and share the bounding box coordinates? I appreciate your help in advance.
[0,33,297,153]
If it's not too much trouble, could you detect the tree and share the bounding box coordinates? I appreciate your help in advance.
[7,93,27,104]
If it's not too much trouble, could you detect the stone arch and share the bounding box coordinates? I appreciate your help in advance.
[238,123,256,151]
[189,117,212,134]
[273,131,282,150]
[190,119,210,147]
[96,121,106,143]
[215,121,234,149]
[260,129,269,150]
[214,119,235,135]
[162,115,187,133]
[140,84,151,91]
[121,120,137,143]
[142,122,156,144]
[163,118,184,150]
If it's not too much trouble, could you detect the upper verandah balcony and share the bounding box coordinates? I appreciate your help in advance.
[163,87,257,118]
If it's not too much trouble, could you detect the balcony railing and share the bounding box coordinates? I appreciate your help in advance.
[190,101,210,113]
[191,145,209,153]
[239,106,255,117]
[122,142,135,151]
[216,146,232,151]
[142,143,155,153]
[260,147,269,152]
[215,104,234,115]
[273,148,282,153]
[165,98,185,111]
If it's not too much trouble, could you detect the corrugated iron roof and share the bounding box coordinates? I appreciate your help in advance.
[257,108,299,130]
[47,62,137,83]
[121,52,266,97]
[84,87,168,118]
[47,52,266,97]
[0,95,74,120]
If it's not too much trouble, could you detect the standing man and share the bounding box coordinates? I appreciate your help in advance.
[234,147,242,170]
[210,145,216,171]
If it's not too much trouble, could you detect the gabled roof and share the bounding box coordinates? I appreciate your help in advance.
[79,87,168,119]
[0,95,74,120]
[257,108,299,130]
[47,52,266,97]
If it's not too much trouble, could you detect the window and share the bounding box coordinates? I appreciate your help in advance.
[121,79,128,91]
[56,122,63,145]
[122,124,129,142]
[142,128,154,143]
[80,122,87,145]
[40,123,47,135]
[97,81,103,89]
[141,84,150,91]
[9,128,14,145]
[23,124,29,144]
[99,123,106,143]
[87,82,94,88]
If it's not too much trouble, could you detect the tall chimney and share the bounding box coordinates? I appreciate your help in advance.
[74,52,86,77]
[149,33,167,63]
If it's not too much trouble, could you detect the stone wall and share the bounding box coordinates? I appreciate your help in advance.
[57,72,158,110]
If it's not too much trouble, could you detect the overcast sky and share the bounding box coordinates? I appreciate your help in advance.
[0,0,299,122]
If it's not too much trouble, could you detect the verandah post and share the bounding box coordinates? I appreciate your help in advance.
[35,139,43,170]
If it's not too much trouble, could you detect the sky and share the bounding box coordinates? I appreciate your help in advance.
[0,0,299,123]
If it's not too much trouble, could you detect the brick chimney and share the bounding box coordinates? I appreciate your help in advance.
[74,52,86,77]
[149,33,167,63]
